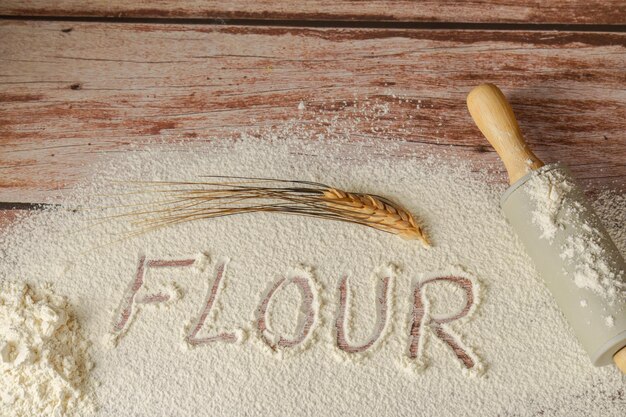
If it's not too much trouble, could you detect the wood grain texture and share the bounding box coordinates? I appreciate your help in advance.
[1,21,625,203]
[1,0,626,25]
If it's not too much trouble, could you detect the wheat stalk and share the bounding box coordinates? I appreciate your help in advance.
[109,177,430,247]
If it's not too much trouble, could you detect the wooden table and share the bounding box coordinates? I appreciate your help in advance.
[1,2,625,227]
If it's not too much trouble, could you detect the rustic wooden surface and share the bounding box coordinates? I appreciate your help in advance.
[1,20,625,205]
[2,0,626,24]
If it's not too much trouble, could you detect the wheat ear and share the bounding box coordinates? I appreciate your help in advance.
[106,178,430,247]
[321,189,429,245]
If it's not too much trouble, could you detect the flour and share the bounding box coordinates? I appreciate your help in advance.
[564,234,621,299]
[528,168,573,241]
[0,282,96,417]
[526,167,625,303]
[0,113,624,415]
[605,316,615,328]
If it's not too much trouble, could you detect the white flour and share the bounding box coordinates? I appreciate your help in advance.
[0,121,624,416]
[527,167,625,302]
[528,168,573,241]
[0,282,96,416]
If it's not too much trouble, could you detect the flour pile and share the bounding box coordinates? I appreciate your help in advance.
[0,120,624,416]
[0,282,96,416]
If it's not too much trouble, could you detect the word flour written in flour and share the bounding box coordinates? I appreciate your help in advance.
[108,253,483,374]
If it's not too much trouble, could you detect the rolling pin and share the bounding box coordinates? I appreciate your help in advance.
[466,83,626,373]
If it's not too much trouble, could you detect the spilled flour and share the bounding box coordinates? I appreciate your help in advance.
[0,127,625,415]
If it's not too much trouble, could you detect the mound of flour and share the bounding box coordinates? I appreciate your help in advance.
[0,282,96,416]
[0,131,624,416]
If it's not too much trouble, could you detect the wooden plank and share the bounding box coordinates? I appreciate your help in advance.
[1,1,626,25]
[1,21,625,203]
[0,209,24,230]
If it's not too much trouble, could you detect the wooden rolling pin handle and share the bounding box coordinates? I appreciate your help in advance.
[467,84,544,185]
[615,346,626,374]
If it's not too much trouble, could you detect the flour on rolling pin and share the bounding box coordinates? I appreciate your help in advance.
[526,166,626,304]
[527,168,573,241]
